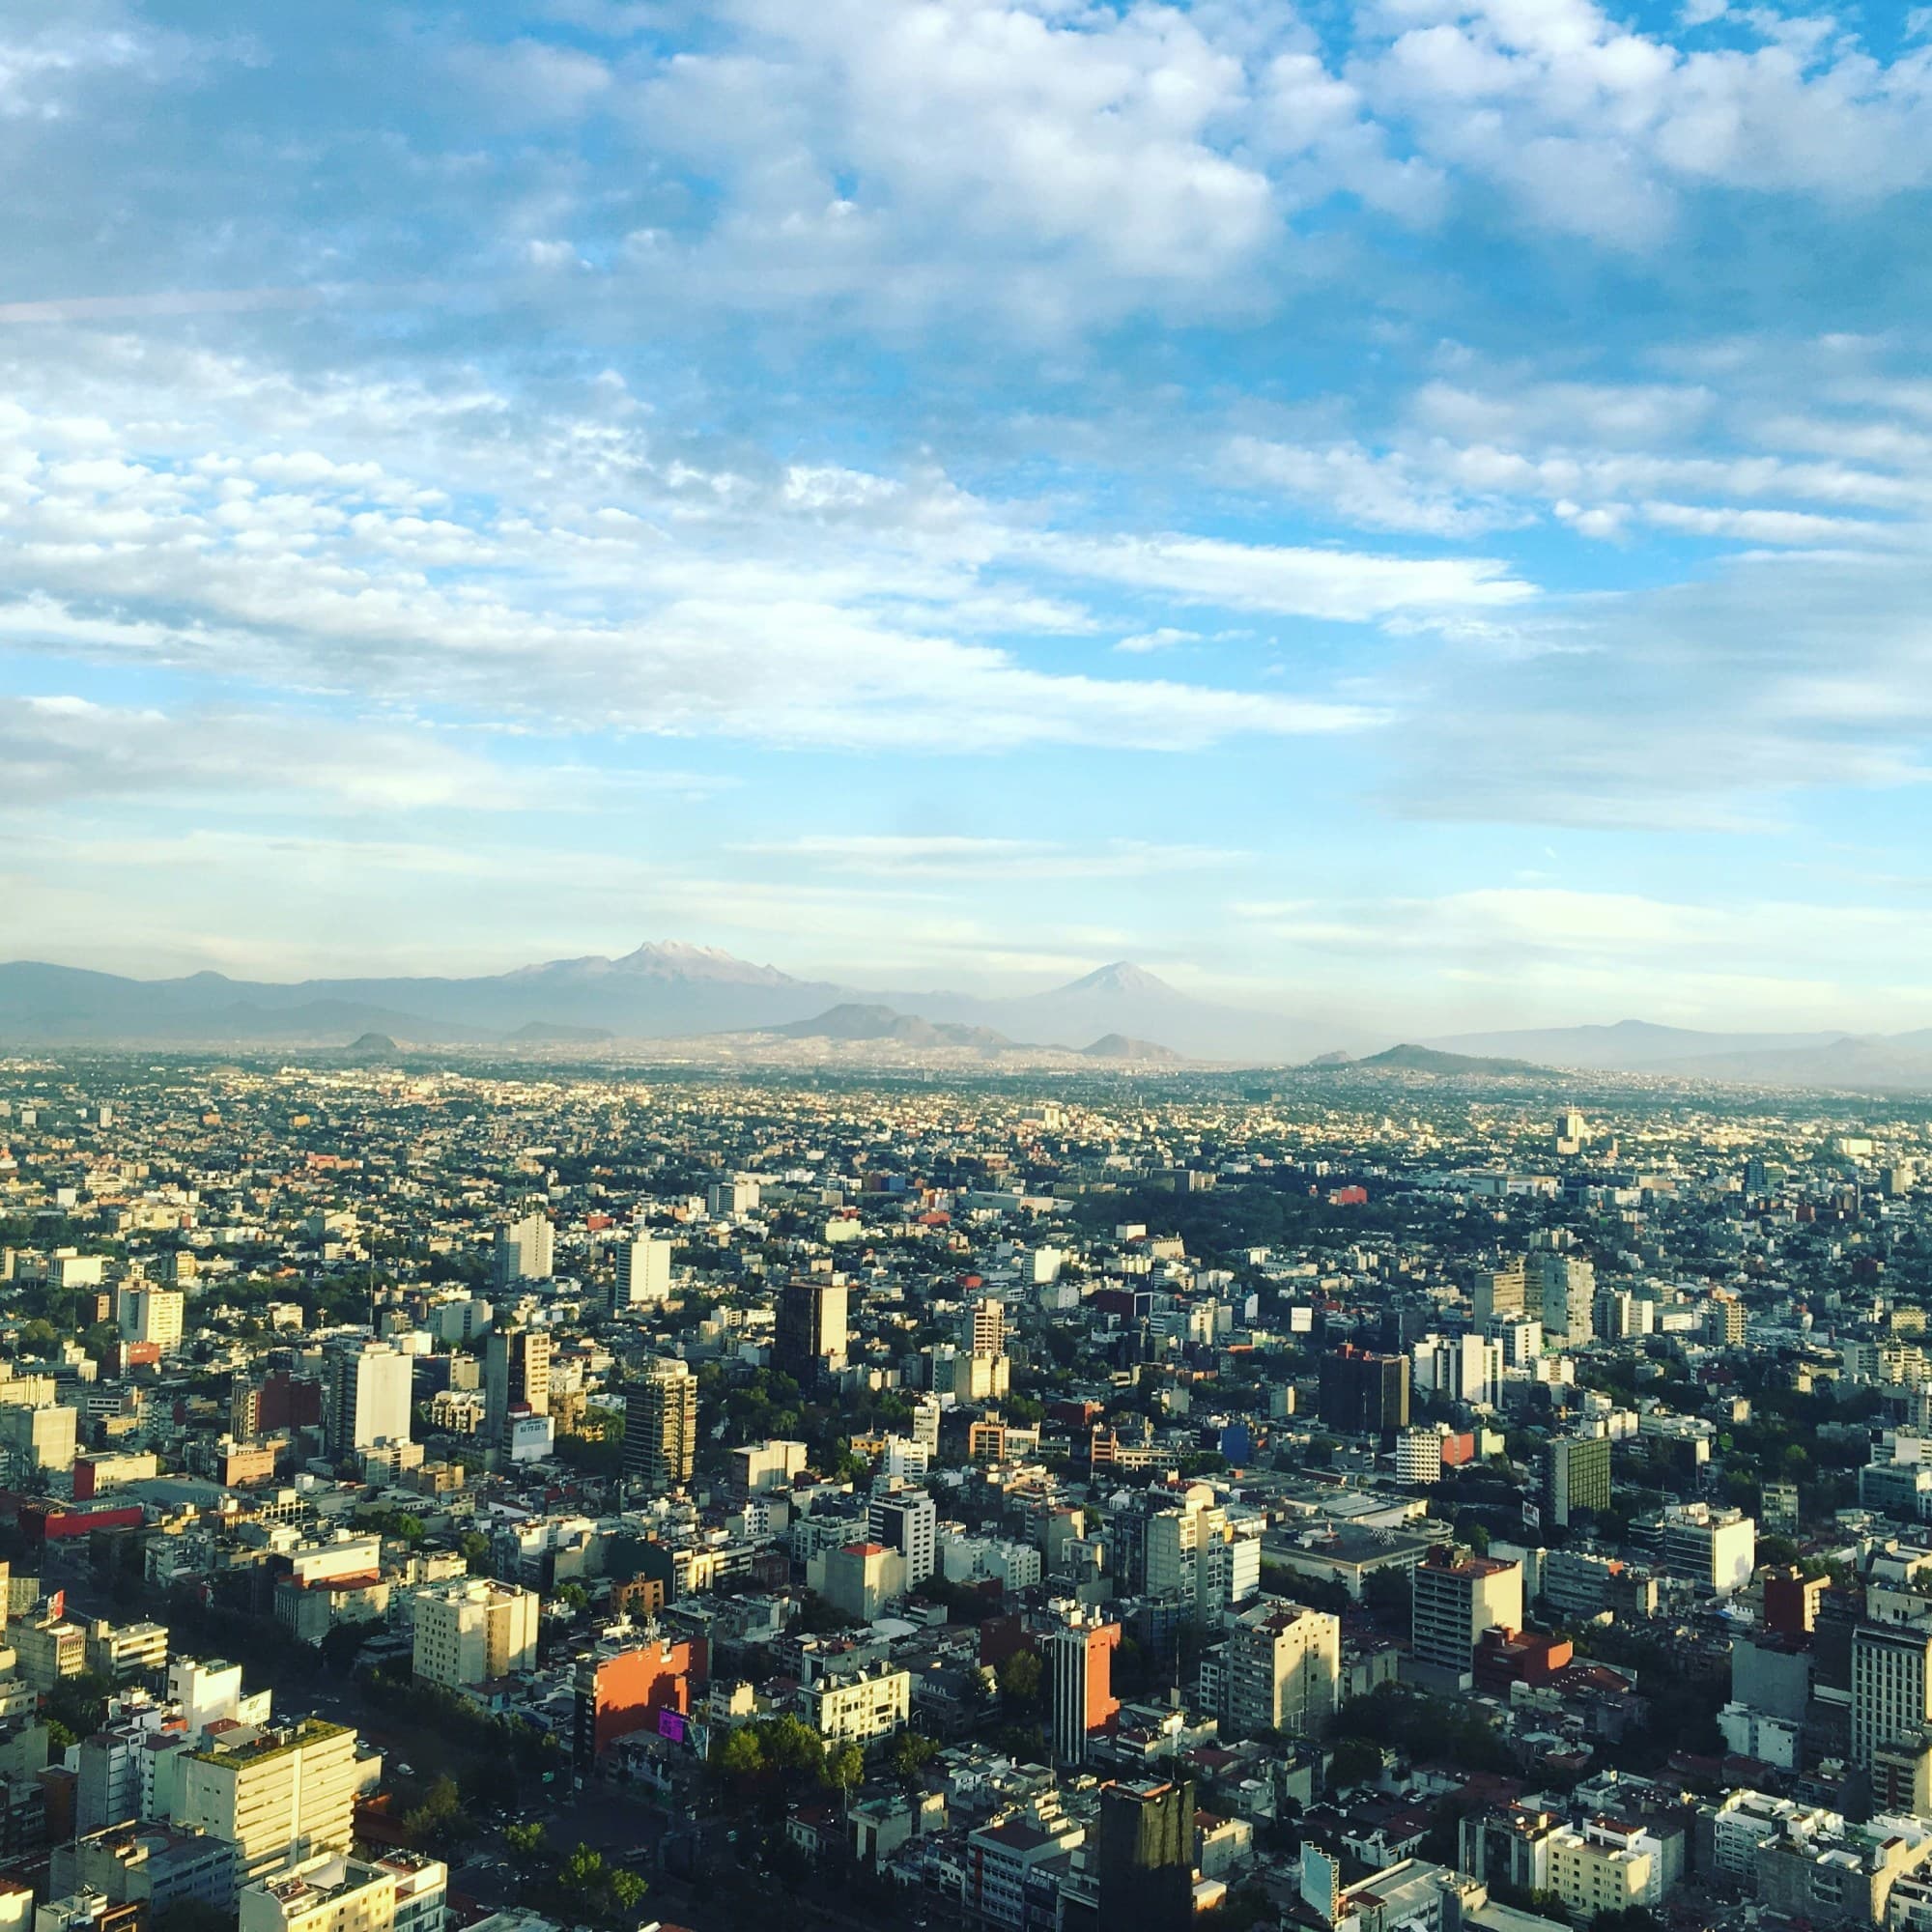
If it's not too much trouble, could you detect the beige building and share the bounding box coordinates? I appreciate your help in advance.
[1213,1599,1340,1738]
[1412,1550,1523,1687]
[0,1403,76,1477]
[410,1579,538,1689]
[238,1850,445,1932]
[13,1614,86,1692]
[175,1720,367,1899]
[810,1542,907,1621]
[1548,1823,1656,1920]
[115,1286,185,1352]
[800,1663,911,1747]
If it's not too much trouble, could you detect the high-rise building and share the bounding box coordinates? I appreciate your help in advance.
[1536,1254,1596,1341]
[174,1719,363,1900]
[612,1236,672,1310]
[0,1400,77,1477]
[410,1579,539,1689]
[1411,1550,1523,1688]
[1852,1623,1932,1767]
[115,1286,185,1352]
[1143,1485,1260,1624]
[1095,1778,1196,1932]
[1544,1436,1612,1528]
[1317,1346,1409,1439]
[910,1396,942,1457]
[322,1341,412,1458]
[775,1277,848,1385]
[1471,1259,1525,1325]
[482,1327,550,1449]
[965,1298,1007,1357]
[867,1487,937,1587]
[1213,1599,1340,1739]
[492,1214,553,1289]
[1044,1605,1120,1765]
[1411,1333,1503,1410]
[621,1358,696,1495]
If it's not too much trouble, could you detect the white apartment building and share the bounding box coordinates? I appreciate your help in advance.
[410,1579,538,1689]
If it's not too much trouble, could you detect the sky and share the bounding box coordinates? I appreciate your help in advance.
[5,0,1932,1035]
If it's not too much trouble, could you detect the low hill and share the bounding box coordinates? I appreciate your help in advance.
[1079,1033,1179,1062]
[1355,1042,1548,1076]
[772,1003,1014,1049]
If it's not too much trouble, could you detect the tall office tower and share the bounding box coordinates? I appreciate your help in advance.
[1544,1435,1612,1527]
[323,1340,412,1456]
[1536,1254,1597,1341]
[1556,1108,1587,1147]
[493,1212,554,1289]
[965,1298,1007,1357]
[621,1357,696,1495]
[1411,1333,1503,1410]
[1471,1258,1526,1325]
[175,1719,361,1900]
[115,1284,185,1351]
[1218,1599,1341,1738]
[776,1277,848,1385]
[1412,1549,1523,1689]
[1044,1605,1121,1765]
[1144,1487,1259,1624]
[867,1486,938,1587]
[1096,1777,1197,1932]
[1852,1624,1932,1766]
[1317,1345,1410,1439]
[483,1327,551,1448]
[612,1236,672,1310]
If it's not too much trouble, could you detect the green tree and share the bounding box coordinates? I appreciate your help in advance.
[559,1842,606,1899]
[886,1731,938,1783]
[610,1869,649,1912]
[998,1649,1043,1714]
[504,1820,548,1864]
[823,1742,865,1795]
[716,1727,765,1778]
[1329,1737,1385,1788]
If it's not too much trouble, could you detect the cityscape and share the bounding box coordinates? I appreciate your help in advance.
[0,1050,1927,1932]
[6,3,1932,1932]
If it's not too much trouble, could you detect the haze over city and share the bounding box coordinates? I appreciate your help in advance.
[6,2,1932,1033]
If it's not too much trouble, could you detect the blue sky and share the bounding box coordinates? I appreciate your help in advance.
[5,0,1932,1033]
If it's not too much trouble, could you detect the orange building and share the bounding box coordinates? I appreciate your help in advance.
[1046,1610,1120,1765]
[572,1633,707,1761]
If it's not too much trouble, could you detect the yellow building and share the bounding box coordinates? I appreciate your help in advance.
[1548,1824,1655,1920]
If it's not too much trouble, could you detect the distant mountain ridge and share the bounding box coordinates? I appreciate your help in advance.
[0,945,1344,1060]
[8,949,1932,1088]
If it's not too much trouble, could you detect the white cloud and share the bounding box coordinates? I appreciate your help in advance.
[1031,530,1535,618]
[0,693,516,812]
[0,353,1401,754]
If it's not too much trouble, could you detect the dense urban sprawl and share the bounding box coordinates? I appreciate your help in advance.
[0,1057,1930,1932]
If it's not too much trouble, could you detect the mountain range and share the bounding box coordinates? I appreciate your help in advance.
[0,945,1354,1062]
[5,946,1932,1089]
